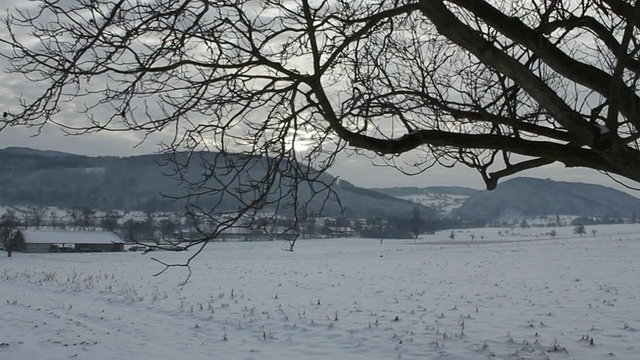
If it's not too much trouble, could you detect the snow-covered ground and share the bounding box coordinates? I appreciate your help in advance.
[2,224,640,359]
[397,194,469,216]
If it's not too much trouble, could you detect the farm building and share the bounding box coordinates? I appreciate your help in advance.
[10,230,125,253]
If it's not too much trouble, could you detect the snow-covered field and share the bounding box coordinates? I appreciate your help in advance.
[2,224,640,360]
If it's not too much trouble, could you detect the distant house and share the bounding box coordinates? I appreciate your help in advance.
[321,226,356,238]
[10,230,125,253]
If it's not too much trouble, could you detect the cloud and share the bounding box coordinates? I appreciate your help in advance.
[0,125,161,156]
[330,149,640,196]
[1,1,638,197]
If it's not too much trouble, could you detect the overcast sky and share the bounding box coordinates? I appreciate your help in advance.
[1,120,635,195]
[0,1,638,196]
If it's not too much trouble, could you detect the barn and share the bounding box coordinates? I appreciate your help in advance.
[10,230,125,253]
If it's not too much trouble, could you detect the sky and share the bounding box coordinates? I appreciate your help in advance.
[0,1,638,196]
[0,121,634,195]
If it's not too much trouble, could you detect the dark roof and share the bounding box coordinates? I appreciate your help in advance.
[19,230,124,244]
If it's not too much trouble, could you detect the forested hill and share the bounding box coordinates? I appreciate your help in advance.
[453,177,640,220]
[0,147,435,219]
[374,178,640,221]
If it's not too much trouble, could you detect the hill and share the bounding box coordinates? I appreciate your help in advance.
[0,147,435,220]
[372,186,478,216]
[372,186,478,198]
[453,177,640,221]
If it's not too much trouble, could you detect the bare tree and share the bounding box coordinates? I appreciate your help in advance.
[49,210,61,229]
[1,210,21,257]
[27,206,47,229]
[80,206,97,230]
[412,205,420,241]
[100,210,121,232]
[2,0,640,268]
[66,208,81,230]
[159,218,178,240]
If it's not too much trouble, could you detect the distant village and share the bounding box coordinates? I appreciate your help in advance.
[1,203,634,255]
[0,205,430,254]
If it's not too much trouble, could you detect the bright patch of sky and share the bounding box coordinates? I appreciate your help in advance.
[0,0,638,195]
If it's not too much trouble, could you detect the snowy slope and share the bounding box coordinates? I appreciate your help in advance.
[1,224,640,359]
[396,193,469,216]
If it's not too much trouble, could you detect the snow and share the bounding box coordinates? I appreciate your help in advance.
[2,224,640,359]
[396,194,469,216]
